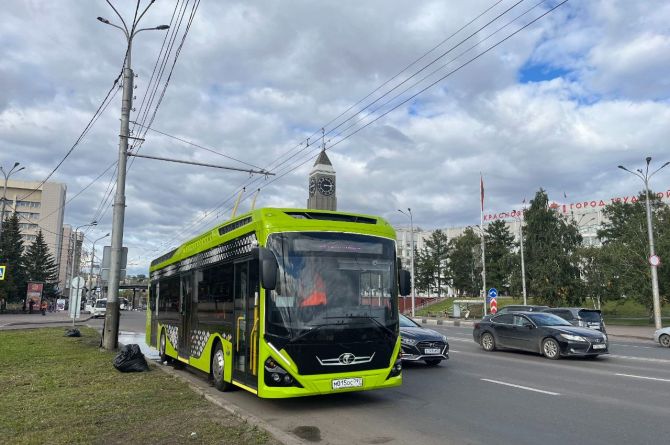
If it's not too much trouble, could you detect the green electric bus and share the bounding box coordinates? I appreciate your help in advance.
[146,207,410,398]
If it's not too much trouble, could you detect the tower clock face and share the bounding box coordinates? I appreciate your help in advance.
[317,176,335,196]
[309,177,316,196]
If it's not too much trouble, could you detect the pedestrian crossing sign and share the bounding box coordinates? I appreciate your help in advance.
[0,265,5,280]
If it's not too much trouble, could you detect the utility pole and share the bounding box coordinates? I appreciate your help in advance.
[98,3,169,350]
[0,162,25,239]
[518,217,527,306]
[69,222,97,299]
[89,233,109,299]
[398,208,415,317]
[618,157,669,330]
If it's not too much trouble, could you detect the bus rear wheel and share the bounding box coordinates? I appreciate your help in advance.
[212,343,232,392]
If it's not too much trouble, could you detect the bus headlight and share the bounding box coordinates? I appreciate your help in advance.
[264,357,302,388]
[387,351,402,379]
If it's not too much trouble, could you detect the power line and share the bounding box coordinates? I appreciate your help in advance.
[147,0,569,256]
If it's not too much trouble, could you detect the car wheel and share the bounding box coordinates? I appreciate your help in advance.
[660,334,670,348]
[159,330,171,364]
[542,338,561,360]
[424,358,441,366]
[481,332,496,351]
[211,343,232,391]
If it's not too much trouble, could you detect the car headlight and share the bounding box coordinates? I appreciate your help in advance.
[560,333,587,342]
[441,335,448,342]
[601,333,608,341]
[401,337,417,346]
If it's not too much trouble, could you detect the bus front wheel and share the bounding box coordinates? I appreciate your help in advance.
[212,343,232,392]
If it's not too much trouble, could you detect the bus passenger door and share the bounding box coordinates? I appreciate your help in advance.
[178,272,194,359]
[233,260,259,387]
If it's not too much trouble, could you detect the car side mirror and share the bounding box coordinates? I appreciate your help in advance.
[398,269,411,296]
[258,247,278,291]
[524,323,534,329]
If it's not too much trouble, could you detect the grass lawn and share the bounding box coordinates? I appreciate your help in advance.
[0,327,279,445]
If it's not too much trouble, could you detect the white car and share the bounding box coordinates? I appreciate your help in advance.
[92,299,107,318]
[654,327,670,348]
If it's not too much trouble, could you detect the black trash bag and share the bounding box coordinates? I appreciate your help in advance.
[113,344,150,372]
[64,328,81,337]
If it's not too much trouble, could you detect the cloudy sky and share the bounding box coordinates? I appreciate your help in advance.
[2,0,670,274]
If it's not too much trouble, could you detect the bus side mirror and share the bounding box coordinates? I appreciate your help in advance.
[259,247,278,291]
[399,269,411,296]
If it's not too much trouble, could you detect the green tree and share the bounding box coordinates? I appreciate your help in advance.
[0,214,27,303]
[414,230,449,297]
[448,227,481,296]
[485,220,515,295]
[24,230,59,297]
[596,191,669,315]
[524,189,582,306]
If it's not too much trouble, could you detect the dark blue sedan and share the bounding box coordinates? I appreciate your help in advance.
[473,312,609,359]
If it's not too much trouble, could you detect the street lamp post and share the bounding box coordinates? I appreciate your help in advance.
[88,233,110,300]
[0,162,26,238]
[69,222,97,299]
[98,3,169,350]
[398,208,415,317]
[618,157,669,330]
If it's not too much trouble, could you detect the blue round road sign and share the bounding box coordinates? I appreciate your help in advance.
[488,288,498,299]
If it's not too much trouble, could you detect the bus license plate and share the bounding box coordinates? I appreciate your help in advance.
[424,348,441,354]
[332,378,363,390]
[592,344,606,350]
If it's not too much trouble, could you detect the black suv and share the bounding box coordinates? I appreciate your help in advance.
[542,307,606,332]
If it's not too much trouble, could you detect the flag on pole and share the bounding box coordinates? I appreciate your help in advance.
[480,174,485,212]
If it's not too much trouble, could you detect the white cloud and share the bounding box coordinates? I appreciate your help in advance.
[1,0,669,274]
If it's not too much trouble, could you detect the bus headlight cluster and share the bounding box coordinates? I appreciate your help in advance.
[387,352,402,379]
[264,357,302,388]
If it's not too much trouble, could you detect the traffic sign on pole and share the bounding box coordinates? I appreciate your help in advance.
[649,255,661,267]
[0,265,5,281]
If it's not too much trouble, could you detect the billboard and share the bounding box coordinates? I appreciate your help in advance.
[26,282,44,309]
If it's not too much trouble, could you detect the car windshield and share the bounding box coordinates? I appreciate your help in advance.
[399,314,418,328]
[265,232,398,340]
[95,301,106,308]
[528,313,572,326]
[578,310,602,322]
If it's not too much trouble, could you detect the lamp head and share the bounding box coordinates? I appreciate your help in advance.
[646,156,652,164]
[13,162,19,168]
[97,16,110,24]
[155,25,170,30]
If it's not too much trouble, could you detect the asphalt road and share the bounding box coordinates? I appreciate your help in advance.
[119,313,670,445]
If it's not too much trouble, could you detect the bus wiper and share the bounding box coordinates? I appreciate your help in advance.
[287,324,327,345]
[339,315,395,338]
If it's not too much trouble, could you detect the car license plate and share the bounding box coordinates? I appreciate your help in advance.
[332,378,363,390]
[424,348,441,354]
[592,344,606,350]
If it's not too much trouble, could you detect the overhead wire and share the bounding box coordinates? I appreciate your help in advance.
[144,0,525,254]
[147,0,570,256]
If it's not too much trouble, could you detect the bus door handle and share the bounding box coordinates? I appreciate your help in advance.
[236,316,245,352]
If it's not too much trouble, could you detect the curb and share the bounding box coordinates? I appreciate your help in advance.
[154,362,305,445]
[3,315,94,327]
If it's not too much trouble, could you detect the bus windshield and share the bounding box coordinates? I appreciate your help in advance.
[265,232,398,341]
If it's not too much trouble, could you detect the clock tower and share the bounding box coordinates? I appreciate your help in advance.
[307,149,337,211]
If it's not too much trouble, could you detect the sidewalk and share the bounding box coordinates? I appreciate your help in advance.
[413,317,657,341]
[0,312,94,328]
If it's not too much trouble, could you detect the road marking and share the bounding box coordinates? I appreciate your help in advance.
[481,378,560,396]
[609,354,670,364]
[611,343,656,349]
[615,373,670,383]
[447,337,472,342]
